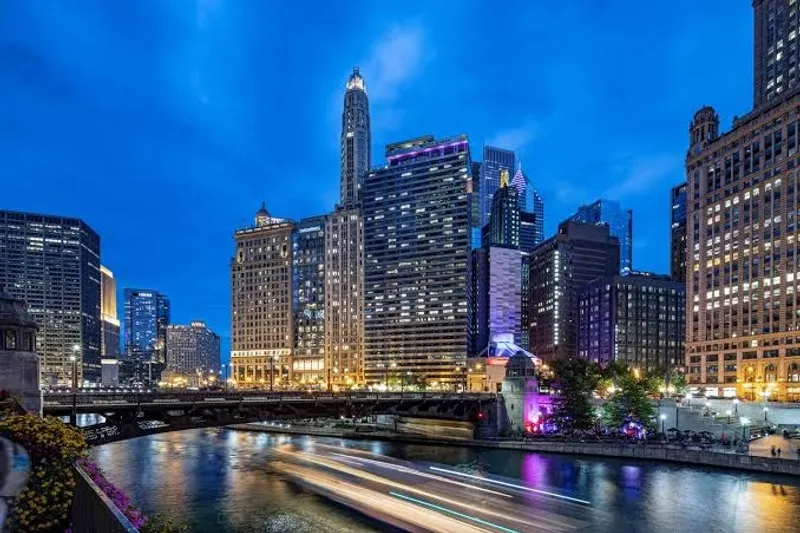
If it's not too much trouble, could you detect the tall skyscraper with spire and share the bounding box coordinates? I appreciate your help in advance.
[340,68,371,206]
[324,68,370,388]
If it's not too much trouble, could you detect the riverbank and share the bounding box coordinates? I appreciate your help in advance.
[229,423,800,476]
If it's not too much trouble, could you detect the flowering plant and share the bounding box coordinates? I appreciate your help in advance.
[0,415,85,532]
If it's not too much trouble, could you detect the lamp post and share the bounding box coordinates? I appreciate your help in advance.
[70,347,78,426]
[726,409,732,424]
[733,398,739,415]
[740,417,750,441]
[763,406,769,422]
[660,413,666,434]
[269,356,274,392]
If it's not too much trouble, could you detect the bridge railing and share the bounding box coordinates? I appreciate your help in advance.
[43,390,496,406]
[72,463,139,533]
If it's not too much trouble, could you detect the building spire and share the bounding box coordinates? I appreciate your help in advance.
[500,168,510,188]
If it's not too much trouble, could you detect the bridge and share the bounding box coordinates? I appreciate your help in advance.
[43,390,498,445]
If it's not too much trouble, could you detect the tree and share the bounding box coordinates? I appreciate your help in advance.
[549,358,602,434]
[646,367,688,397]
[602,369,657,434]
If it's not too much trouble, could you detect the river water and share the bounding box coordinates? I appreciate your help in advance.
[91,428,800,533]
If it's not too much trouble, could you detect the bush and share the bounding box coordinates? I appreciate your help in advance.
[0,415,86,532]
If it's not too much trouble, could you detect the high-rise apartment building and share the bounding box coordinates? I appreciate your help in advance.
[124,288,170,384]
[100,266,120,359]
[529,221,619,361]
[0,210,101,385]
[231,205,294,388]
[479,146,516,228]
[363,135,473,386]
[293,215,327,385]
[166,321,220,376]
[670,182,688,282]
[578,272,685,372]
[324,68,371,390]
[685,1,800,401]
[569,199,633,274]
[753,0,800,110]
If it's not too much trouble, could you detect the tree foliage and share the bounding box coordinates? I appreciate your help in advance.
[549,358,602,434]
[602,369,657,433]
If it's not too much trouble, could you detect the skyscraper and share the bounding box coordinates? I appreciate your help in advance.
[340,67,371,204]
[579,272,685,372]
[293,215,327,385]
[472,246,522,352]
[484,169,520,248]
[511,164,545,245]
[166,321,220,376]
[470,161,483,249]
[670,182,688,282]
[363,135,473,386]
[0,210,101,385]
[753,0,800,109]
[479,146,515,228]
[324,68,371,389]
[529,221,619,361]
[123,288,170,367]
[685,2,800,401]
[569,199,633,274]
[231,205,294,388]
[100,266,120,359]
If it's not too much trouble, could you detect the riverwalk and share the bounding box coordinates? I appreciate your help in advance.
[230,422,800,476]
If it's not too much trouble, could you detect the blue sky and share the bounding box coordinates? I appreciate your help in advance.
[1,1,752,360]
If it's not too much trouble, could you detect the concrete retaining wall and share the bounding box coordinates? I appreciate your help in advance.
[230,423,800,476]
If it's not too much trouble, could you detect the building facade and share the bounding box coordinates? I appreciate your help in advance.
[569,199,633,274]
[323,67,371,390]
[670,182,688,282]
[470,161,483,249]
[485,169,520,248]
[479,146,516,228]
[0,210,101,385]
[753,0,800,110]
[685,1,800,401]
[100,266,120,359]
[363,135,473,386]
[529,221,620,361]
[293,215,327,386]
[473,246,522,352]
[231,205,294,388]
[578,272,685,372]
[166,321,220,376]
[123,289,170,363]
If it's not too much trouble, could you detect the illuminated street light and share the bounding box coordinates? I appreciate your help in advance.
[659,413,667,434]
[733,398,740,415]
[740,417,750,441]
[763,406,769,422]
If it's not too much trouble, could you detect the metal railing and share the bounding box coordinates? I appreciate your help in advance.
[72,464,139,533]
[43,390,496,407]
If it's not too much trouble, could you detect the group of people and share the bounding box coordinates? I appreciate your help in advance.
[770,445,783,458]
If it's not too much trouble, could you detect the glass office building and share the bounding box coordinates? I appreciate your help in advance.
[569,199,633,274]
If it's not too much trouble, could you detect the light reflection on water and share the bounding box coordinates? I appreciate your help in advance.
[91,428,800,533]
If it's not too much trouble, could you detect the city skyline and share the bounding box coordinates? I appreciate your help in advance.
[1,2,753,363]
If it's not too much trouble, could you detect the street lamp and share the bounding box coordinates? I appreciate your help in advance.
[733,398,739,415]
[726,409,732,424]
[763,406,769,422]
[69,350,78,426]
[660,413,666,434]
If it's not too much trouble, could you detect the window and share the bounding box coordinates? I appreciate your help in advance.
[2,331,15,350]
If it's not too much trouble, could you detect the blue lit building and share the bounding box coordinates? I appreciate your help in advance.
[470,161,483,249]
[569,199,631,274]
[484,169,519,248]
[511,165,544,245]
[124,289,170,366]
[293,214,327,384]
[479,146,515,228]
[670,182,688,282]
[363,135,472,386]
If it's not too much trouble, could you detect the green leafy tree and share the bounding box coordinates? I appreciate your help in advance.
[646,367,688,396]
[550,358,602,434]
[603,370,657,433]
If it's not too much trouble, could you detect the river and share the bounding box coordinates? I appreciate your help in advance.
[91,428,800,532]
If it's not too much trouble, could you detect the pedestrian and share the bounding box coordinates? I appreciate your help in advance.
[771,445,777,457]
[778,448,782,458]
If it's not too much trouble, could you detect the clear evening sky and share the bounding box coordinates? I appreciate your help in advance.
[1,1,752,361]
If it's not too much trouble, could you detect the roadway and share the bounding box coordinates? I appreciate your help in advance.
[268,442,593,532]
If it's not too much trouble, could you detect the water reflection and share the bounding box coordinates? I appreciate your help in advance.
[92,429,800,533]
